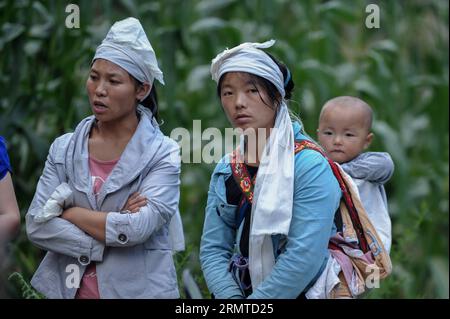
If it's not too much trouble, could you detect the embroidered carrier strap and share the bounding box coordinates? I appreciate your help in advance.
[230,150,256,204]
[293,140,369,252]
[229,150,256,226]
[230,140,369,253]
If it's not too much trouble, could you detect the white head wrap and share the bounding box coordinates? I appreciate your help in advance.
[211,40,295,290]
[93,17,164,100]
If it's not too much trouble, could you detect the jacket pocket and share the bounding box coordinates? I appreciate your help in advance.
[216,201,238,228]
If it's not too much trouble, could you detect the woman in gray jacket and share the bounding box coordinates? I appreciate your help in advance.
[26,17,182,299]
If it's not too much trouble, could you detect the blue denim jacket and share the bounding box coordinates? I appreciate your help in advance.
[200,122,341,299]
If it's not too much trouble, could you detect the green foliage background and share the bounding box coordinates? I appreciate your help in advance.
[0,0,448,298]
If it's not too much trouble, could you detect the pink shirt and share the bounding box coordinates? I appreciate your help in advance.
[75,155,118,299]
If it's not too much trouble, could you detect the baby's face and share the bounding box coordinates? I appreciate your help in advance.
[317,104,372,164]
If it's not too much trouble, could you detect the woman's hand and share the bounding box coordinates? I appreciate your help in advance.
[60,207,107,243]
[122,192,148,213]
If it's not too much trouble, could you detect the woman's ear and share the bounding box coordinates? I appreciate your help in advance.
[136,82,151,101]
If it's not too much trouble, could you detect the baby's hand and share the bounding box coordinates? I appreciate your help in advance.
[122,192,148,213]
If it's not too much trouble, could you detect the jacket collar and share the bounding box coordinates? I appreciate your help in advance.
[66,106,163,198]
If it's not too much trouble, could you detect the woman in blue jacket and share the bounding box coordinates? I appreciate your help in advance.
[26,17,183,299]
[200,40,341,299]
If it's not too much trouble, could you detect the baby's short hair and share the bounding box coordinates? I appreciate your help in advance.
[319,96,373,131]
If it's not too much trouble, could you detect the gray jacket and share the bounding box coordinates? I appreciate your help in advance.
[26,107,181,298]
[341,152,394,253]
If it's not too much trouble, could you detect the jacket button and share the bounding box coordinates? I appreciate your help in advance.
[78,255,90,265]
[118,233,128,243]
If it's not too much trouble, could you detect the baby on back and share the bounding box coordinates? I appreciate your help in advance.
[317,96,394,253]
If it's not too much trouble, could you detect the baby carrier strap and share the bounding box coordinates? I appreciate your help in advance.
[229,140,392,297]
[293,140,369,252]
[294,140,392,297]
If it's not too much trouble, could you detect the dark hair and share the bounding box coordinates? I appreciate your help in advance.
[132,76,159,120]
[266,52,294,100]
[216,52,294,109]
